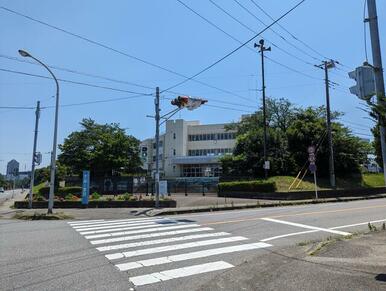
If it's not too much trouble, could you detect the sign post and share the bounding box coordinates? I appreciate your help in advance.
[308,146,318,200]
[159,180,167,199]
[82,170,90,206]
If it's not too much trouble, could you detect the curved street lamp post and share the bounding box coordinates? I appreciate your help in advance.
[18,49,59,214]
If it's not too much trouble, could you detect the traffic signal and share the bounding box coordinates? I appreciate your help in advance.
[34,152,42,165]
[171,96,207,110]
[348,65,376,101]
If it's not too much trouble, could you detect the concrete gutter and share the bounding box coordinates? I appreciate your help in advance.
[148,193,386,216]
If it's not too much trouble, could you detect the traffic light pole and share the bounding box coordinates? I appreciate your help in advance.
[367,0,386,185]
[255,39,271,179]
[154,87,160,209]
[29,101,40,209]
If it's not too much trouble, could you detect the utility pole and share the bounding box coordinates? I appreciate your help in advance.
[29,101,40,209]
[316,60,336,188]
[255,39,271,179]
[154,87,160,209]
[367,0,386,185]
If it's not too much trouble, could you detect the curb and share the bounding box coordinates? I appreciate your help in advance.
[148,194,386,216]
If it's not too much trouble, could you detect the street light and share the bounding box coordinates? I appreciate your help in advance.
[19,49,60,214]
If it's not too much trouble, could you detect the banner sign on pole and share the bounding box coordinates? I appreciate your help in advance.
[82,170,90,205]
[159,180,168,198]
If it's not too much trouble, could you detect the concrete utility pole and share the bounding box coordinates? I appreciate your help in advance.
[255,39,271,179]
[316,60,336,188]
[154,87,161,208]
[366,0,386,185]
[28,101,40,209]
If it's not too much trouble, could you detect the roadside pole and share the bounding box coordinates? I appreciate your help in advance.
[313,171,318,200]
[255,39,271,179]
[29,101,40,209]
[316,60,336,188]
[155,87,160,209]
[367,0,386,185]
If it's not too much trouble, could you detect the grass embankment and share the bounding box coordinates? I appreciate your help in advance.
[247,173,384,192]
[33,182,46,194]
[362,173,384,187]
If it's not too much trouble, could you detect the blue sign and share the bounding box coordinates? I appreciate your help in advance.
[82,170,90,205]
[309,163,317,173]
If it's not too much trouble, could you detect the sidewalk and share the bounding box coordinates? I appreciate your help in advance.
[197,230,386,290]
[2,192,386,220]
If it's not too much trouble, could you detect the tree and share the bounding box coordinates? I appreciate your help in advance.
[221,98,371,178]
[58,118,141,177]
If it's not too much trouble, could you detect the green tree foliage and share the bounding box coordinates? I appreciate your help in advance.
[222,98,371,178]
[58,118,141,177]
[34,163,68,185]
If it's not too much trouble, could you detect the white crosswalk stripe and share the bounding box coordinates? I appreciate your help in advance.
[67,217,271,287]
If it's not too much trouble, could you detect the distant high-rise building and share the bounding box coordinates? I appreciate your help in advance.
[6,159,19,180]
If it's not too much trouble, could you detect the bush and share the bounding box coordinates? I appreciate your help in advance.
[91,192,101,200]
[38,186,82,198]
[64,194,79,201]
[116,193,135,201]
[218,180,276,193]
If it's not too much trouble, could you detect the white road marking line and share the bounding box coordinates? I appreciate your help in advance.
[79,222,191,235]
[105,236,248,260]
[330,219,386,230]
[74,220,171,231]
[90,227,214,245]
[72,219,169,230]
[68,217,161,227]
[260,230,318,242]
[97,232,230,252]
[261,217,351,236]
[85,224,201,239]
[129,261,234,286]
[116,242,271,271]
[68,219,104,225]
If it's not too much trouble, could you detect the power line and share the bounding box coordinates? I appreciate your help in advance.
[208,0,317,68]
[248,0,329,61]
[163,0,307,92]
[0,6,255,104]
[0,67,150,95]
[0,106,34,109]
[43,94,150,109]
[0,54,155,90]
[232,0,321,62]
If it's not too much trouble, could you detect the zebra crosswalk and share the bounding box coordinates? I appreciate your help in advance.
[68,217,271,287]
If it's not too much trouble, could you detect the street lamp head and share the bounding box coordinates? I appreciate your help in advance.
[18,49,31,58]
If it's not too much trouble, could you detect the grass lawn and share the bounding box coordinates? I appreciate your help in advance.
[33,182,46,194]
[362,173,385,187]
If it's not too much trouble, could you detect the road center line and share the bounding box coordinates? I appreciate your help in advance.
[261,217,351,236]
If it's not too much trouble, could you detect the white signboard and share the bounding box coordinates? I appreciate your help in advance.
[159,180,168,197]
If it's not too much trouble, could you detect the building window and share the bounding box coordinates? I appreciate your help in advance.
[173,133,176,139]
[173,149,176,156]
[187,148,233,156]
[188,132,235,142]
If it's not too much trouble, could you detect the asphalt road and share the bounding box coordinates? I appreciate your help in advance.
[0,189,23,205]
[2,198,386,290]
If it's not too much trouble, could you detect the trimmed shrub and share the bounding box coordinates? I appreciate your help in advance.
[218,180,276,193]
[91,192,101,200]
[64,194,79,201]
[116,193,135,201]
[38,186,82,198]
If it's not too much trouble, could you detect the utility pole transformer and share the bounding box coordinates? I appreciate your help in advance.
[154,87,160,208]
[366,0,386,185]
[255,39,271,179]
[316,60,336,188]
[29,101,40,209]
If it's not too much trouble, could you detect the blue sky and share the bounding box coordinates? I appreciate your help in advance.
[0,0,384,173]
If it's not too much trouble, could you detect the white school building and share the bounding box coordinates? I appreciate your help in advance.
[140,119,237,178]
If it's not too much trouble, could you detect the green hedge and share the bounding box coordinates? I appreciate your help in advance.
[38,186,82,198]
[218,180,276,193]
